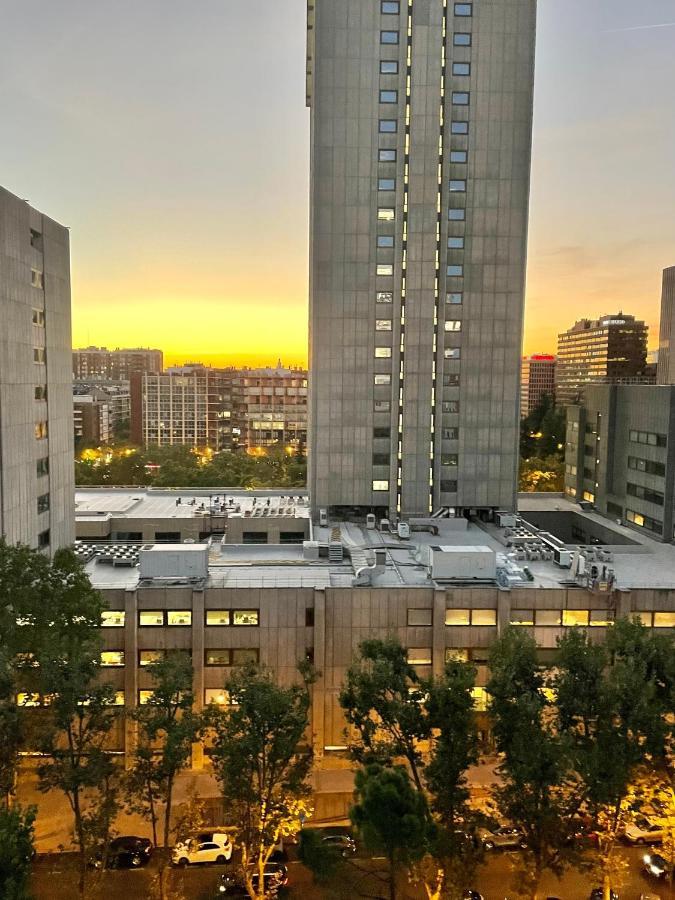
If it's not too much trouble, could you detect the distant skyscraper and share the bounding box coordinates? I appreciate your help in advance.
[307,0,537,517]
[520,355,556,418]
[555,313,649,406]
[0,186,74,552]
[73,346,163,381]
[657,266,675,384]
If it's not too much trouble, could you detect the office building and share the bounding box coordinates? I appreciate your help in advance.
[520,355,556,418]
[233,365,308,450]
[307,0,537,518]
[555,313,649,406]
[565,384,675,542]
[130,366,235,450]
[73,346,163,381]
[656,267,675,384]
[0,186,74,552]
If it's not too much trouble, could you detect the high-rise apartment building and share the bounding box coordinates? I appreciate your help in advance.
[73,382,131,447]
[307,0,537,518]
[73,346,163,381]
[520,354,556,418]
[555,313,649,407]
[0,186,74,552]
[233,366,308,450]
[657,267,675,384]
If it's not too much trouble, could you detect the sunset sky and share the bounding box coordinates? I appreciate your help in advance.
[1,0,674,367]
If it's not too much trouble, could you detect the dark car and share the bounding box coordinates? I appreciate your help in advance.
[643,852,673,881]
[217,863,286,897]
[463,892,484,900]
[321,833,357,857]
[94,836,153,869]
[589,889,619,900]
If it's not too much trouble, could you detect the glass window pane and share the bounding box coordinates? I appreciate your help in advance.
[379,149,397,162]
[380,60,399,74]
[380,31,399,44]
[139,611,164,627]
[167,611,192,626]
[232,648,259,665]
[101,610,125,627]
[535,609,562,626]
[407,648,432,665]
[100,651,124,667]
[632,611,652,626]
[589,610,615,627]
[653,612,675,628]
[451,121,469,134]
[205,649,231,666]
[471,609,496,626]
[445,608,470,626]
[562,610,590,627]
[449,208,465,220]
[138,690,155,705]
[445,648,469,662]
[233,610,260,626]
[204,689,232,706]
[206,610,231,626]
[471,687,488,712]
[139,650,164,666]
[510,609,534,626]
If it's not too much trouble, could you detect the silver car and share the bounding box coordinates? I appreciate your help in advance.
[478,826,527,851]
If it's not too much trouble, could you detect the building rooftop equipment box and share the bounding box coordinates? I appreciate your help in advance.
[139,544,209,579]
[427,545,497,581]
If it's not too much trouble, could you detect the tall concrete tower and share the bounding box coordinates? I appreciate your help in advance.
[307,0,537,518]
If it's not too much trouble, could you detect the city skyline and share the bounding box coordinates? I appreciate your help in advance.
[1,0,674,366]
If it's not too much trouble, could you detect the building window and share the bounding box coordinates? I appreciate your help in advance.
[167,611,192,626]
[449,208,466,221]
[443,427,459,439]
[36,457,49,477]
[440,479,458,492]
[407,648,432,665]
[452,92,470,106]
[449,180,466,192]
[628,456,666,477]
[37,529,50,550]
[471,609,497,626]
[373,480,389,491]
[451,121,469,134]
[589,610,615,627]
[626,509,662,534]
[139,611,164,627]
[30,228,42,250]
[206,610,231,626]
[37,493,49,514]
[654,612,675,628]
[377,291,394,302]
[377,264,394,276]
[452,61,471,75]
[378,207,396,220]
[101,610,125,627]
[100,651,125,667]
[375,375,391,385]
[243,531,268,544]
[380,60,399,74]
[535,609,562,626]
[442,401,460,413]
[32,308,45,326]
[106,691,125,707]
[379,90,398,103]
[34,385,47,401]
[380,30,399,44]
[471,687,488,712]
[445,649,469,663]
[627,482,664,506]
[378,235,395,248]
[373,453,391,466]
[379,149,397,162]
[510,609,534,626]
[233,610,260,626]
[375,347,392,358]
[443,375,460,387]
[445,609,470,626]
[33,348,46,364]
[447,292,463,304]
[376,319,392,331]
[453,33,472,46]
[447,265,464,277]
[450,150,468,163]
[379,119,397,133]
[381,0,400,11]
[442,454,458,466]
[138,691,155,705]
[31,268,44,289]
[378,178,396,191]
[562,610,590,627]
[205,650,231,666]
[582,491,595,503]
[445,349,461,362]
[629,429,667,448]
[448,237,465,249]
[375,399,391,412]
[204,689,233,706]
[374,426,391,438]
[454,2,473,15]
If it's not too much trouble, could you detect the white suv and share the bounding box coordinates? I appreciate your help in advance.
[172,831,233,866]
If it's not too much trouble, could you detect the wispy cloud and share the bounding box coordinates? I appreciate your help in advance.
[606,22,675,33]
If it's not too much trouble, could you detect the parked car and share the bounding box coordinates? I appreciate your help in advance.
[217,864,286,896]
[643,852,674,881]
[638,894,662,900]
[463,891,484,900]
[172,831,233,866]
[478,826,528,851]
[589,890,618,900]
[623,816,664,845]
[321,833,357,857]
[93,836,153,869]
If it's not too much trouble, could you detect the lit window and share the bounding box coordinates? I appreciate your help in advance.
[377,264,394,276]
[449,180,466,192]
[471,609,497,626]
[167,611,192,626]
[454,3,472,15]
[105,691,125,706]
[452,62,471,75]
[378,178,396,190]
[376,319,392,331]
[450,150,468,163]
[407,648,432,665]
[445,609,470,626]
[447,265,464,277]
[139,691,155,705]
[139,611,164,627]
[139,650,165,666]
[407,609,432,626]
[101,610,125,628]
[447,292,463,304]
[451,121,469,134]
[445,649,469,662]
[448,237,465,249]
[653,612,675,628]
[443,401,460,413]
[379,90,398,103]
[375,374,391,385]
[381,30,399,44]
[378,235,395,248]
[31,268,44,289]
[206,610,231,626]
[205,649,231,666]
[373,480,390,491]
[380,60,399,74]
[562,610,590,627]
[233,610,260,626]
[510,609,534,626]
[381,0,400,11]
[582,491,595,503]
[378,208,395,220]
[632,611,652,627]
[377,291,394,302]
[379,119,397,133]
[535,609,562,626]
[17,693,42,707]
[101,651,125,667]
[449,208,465,221]
[375,347,392,358]
[471,687,489,712]
[379,149,397,162]
[453,33,472,46]
[444,320,461,332]
[204,689,232,706]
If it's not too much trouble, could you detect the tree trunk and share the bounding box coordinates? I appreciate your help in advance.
[163,777,173,849]
[148,784,158,848]
[389,852,397,900]
[73,793,87,899]
[603,872,611,900]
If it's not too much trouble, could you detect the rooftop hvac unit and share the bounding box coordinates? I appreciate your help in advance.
[139,544,209,580]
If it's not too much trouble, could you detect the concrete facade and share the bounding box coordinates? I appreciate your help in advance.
[0,186,74,552]
[564,384,675,542]
[307,0,537,518]
[657,266,675,384]
[520,354,555,417]
[73,347,163,381]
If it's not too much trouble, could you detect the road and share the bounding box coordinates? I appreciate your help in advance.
[30,844,675,900]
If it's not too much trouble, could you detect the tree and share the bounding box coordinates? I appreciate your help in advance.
[207,661,314,900]
[519,456,564,493]
[129,651,200,848]
[519,395,566,461]
[297,828,344,885]
[0,803,35,900]
[487,627,584,900]
[351,763,429,900]
[339,638,431,791]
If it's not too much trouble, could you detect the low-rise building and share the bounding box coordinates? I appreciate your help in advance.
[73,382,130,446]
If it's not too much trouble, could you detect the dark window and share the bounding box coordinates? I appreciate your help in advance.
[34,385,47,400]
[374,427,391,439]
[628,456,666,477]
[440,480,458,493]
[37,493,49,514]
[442,454,458,467]
[443,374,460,386]
[305,608,315,628]
[38,529,50,549]
[36,458,49,477]
[30,229,43,250]
[232,648,259,666]
[373,453,391,466]
[378,178,396,190]
[242,531,268,544]
[606,501,623,518]
[443,401,460,413]
[626,483,664,506]
[154,531,181,542]
[378,235,395,248]
[280,531,305,544]
[205,649,231,667]
[442,427,459,439]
